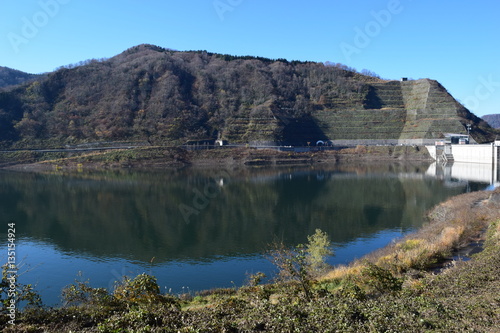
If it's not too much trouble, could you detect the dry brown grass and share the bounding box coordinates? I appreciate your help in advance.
[322,187,500,281]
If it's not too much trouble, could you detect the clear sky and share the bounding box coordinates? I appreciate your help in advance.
[1,0,499,117]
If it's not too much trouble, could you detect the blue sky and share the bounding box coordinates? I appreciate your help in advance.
[1,0,499,117]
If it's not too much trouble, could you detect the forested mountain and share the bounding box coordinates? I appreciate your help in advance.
[482,114,500,129]
[0,44,496,148]
[0,66,41,89]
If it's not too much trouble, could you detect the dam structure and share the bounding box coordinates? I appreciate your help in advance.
[426,139,500,185]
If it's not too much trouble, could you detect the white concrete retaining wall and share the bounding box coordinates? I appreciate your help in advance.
[329,139,437,146]
[452,144,495,164]
[425,146,437,160]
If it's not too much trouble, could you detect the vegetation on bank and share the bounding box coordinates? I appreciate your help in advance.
[0,145,432,170]
[1,187,500,332]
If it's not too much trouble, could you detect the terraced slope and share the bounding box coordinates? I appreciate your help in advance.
[401,80,466,139]
[311,79,474,143]
[314,80,400,141]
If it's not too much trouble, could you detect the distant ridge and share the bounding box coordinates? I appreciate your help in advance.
[0,66,41,89]
[482,114,500,129]
[0,44,497,148]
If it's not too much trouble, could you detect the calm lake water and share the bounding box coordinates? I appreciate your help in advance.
[0,163,492,306]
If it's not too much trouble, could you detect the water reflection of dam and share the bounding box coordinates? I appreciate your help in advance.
[427,162,500,186]
[426,141,500,185]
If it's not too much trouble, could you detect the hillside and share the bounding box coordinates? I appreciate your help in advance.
[482,114,500,129]
[0,66,40,89]
[0,44,497,148]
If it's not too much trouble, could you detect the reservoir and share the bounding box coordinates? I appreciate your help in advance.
[0,162,493,306]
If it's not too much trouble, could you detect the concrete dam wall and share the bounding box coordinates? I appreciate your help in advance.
[426,143,499,165]
[426,141,500,184]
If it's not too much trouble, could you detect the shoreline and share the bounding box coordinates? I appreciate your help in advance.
[322,187,500,281]
[0,145,432,172]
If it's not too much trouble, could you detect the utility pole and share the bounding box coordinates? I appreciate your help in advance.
[466,124,472,143]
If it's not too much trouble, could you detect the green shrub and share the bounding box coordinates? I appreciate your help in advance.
[268,229,333,300]
[113,274,179,309]
[359,262,403,295]
[62,279,115,307]
[306,229,334,275]
[1,264,42,311]
[247,272,266,287]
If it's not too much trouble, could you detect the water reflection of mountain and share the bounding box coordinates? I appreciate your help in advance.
[0,165,467,263]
